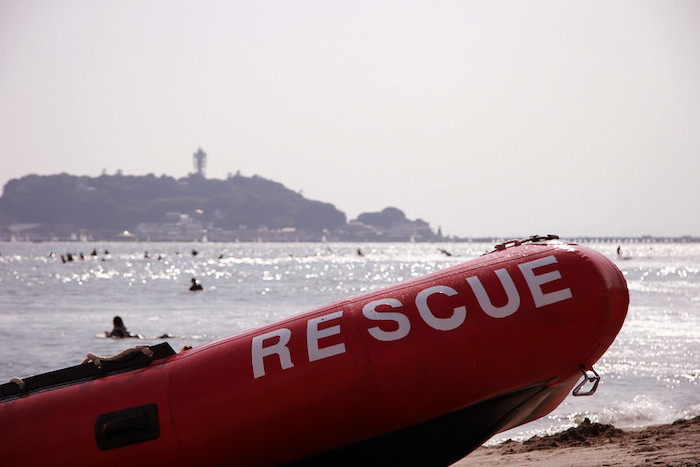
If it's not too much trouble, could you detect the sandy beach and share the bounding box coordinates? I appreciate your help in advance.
[453,416,700,466]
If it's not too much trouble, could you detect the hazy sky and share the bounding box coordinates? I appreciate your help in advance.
[1,1,699,237]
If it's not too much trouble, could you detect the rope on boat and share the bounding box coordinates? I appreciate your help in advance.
[82,345,154,368]
[10,376,25,389]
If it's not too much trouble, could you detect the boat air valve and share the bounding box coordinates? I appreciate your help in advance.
[572,365,600,396]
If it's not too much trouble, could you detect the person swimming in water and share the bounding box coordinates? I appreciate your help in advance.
[105,316,130,338]
[189,278,203,291]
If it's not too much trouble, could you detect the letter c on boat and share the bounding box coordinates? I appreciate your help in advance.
[415,285,466,331]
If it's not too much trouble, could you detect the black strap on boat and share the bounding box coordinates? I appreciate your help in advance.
[0,342,175,402]
[492,234,560,252]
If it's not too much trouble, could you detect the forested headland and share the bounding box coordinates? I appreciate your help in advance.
[0,172,439,242]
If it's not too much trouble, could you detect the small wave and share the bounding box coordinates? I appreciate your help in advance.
[596,394,674,427]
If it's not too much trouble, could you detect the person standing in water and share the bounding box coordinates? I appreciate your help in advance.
[189,278,203,291]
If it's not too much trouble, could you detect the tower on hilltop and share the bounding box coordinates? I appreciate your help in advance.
[193,147,207,177]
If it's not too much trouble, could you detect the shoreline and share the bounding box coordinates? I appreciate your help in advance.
[453,416,700,466]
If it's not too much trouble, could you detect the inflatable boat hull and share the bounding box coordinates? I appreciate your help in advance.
[0,241,628,466]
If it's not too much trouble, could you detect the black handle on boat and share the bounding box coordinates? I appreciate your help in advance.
[95,403,160,450]
[102,412,151,438]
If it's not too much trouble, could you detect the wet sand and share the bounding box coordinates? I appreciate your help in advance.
[453,416,700,466]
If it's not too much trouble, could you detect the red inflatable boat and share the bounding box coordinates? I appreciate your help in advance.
[0,236,628,466]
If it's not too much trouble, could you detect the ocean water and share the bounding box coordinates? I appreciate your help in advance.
[1,240,698,444]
